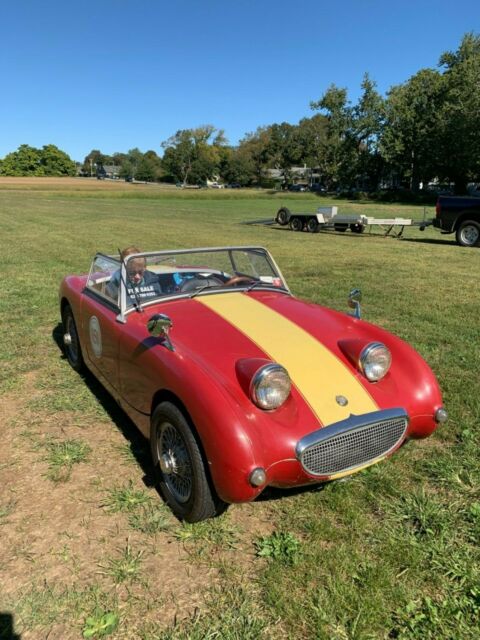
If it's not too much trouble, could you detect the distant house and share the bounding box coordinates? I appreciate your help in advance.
[267,164,322,187]
[103,165,120,179]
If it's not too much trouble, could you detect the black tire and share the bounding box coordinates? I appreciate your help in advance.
[456,220,480,247]
[307,217,319,233]
[350,223,364,233]
[276,207,291,225]
[290,217,303,232]
[334,223,348,232]
[61,305,84,372]
[150,402,226,522]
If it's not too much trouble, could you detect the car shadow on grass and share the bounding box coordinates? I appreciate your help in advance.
[256,482,328,503]
[52,323,156,490]
[397,236,458,246]
[0,612,21,639]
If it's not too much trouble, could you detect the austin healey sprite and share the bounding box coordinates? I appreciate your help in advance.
[59,246,447,522]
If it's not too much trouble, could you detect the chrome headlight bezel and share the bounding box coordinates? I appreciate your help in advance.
[250,363,291,410]
[359,342,391,382]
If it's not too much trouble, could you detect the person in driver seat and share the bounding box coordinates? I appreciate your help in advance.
[106,246,163,303]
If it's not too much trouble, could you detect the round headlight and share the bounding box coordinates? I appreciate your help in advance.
[359,342,391,381]
[250,363,291,410]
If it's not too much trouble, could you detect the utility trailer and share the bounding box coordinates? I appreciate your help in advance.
[275,206,431,237]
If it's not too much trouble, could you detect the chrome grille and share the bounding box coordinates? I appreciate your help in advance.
[297,409,408,477]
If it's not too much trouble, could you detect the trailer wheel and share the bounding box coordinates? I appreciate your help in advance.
[350,223,364,233]
[307,218,319,233]
[334,223,348,232]
[456,220,480,247]
[290,217,303,232]
[276,207,291,226]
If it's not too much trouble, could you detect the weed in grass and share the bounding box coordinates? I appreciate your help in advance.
[148,582,269,639]
[10,582,118,635]
[255,531,301,565]
[100,540,144,584]
[386,489,450,539]
[0,500,16,524]
[113,441,150,467]
[82,610,119,638]
[174,515,239,548]
[128,504,173,535]
[391,587,480,640]
[44,439,91,482]
[103,481,152,513]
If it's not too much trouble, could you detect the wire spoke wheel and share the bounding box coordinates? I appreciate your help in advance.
[62,305,84,371]
[150,402,226,522]
[157,422,193,503]
[66,314,79,362]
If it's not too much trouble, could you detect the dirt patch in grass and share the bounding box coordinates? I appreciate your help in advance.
[0,176,177,191]
[0,371,277,637]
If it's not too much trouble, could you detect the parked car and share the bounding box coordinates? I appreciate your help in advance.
[209,182,225,189]
[60,246,447,522]
[434,196,480,247]
[226,183,242,189]
[288,184,308,192]
[309,184,327,193]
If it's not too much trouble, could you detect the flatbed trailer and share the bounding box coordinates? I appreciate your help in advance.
[275,206,431,237]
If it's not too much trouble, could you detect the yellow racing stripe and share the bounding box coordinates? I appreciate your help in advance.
[199,293,378,426]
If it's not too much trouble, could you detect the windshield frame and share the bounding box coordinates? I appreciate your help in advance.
[115,246,290,322]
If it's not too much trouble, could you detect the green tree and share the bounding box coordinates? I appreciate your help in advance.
[39,144,76,176]
[436,33,480,193]
[267,122,304,187]
[352,74,386,190]
[310,85,356,189]
[236,127,272,185]
[82,149,107,176]
[0,144,75,176]
[136,150,162,182]
[161,126,226,185]
[380,68,443,191]
[296,114,328,172]
[0,144,42,175]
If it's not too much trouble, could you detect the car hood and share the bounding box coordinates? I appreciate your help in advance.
[161,289,441,436]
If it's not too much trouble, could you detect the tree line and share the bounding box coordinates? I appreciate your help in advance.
[1,33,478,194]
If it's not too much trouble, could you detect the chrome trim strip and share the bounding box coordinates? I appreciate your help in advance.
[296,407,408,464]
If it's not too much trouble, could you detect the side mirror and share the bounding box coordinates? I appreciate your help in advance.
[348,288,362,319]
[147,313,175,351]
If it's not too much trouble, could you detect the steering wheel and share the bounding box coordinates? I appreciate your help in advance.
[180,275,224,293]
[223,275,256,287]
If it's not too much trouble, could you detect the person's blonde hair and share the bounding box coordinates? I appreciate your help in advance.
[120,246,142,261]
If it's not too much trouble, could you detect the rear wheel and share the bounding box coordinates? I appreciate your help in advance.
[62,305,84,372]
[276,207,291,226]
[307,217,319,233]
[350,223,364,233]
[456,220,480,247]
[150,402,226,522]
[290,217,303,232]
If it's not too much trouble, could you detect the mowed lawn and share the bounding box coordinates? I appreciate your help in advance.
[0,179,479,640]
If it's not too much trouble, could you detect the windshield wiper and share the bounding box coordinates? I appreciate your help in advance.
[188,283,220,299]
[246,280,266,291]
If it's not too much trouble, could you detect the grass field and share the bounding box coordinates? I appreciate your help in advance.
[0,178,479,640]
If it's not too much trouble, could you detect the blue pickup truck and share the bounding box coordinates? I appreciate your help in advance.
[434,196,480,247]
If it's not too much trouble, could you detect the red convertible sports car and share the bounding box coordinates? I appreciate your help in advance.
[59,247,447,522]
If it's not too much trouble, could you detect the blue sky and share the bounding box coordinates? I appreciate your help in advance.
[1,1,478,162]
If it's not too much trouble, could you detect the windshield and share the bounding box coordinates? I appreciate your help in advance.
[117,247,288,314]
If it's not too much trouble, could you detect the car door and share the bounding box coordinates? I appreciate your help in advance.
[81,255,121,391]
